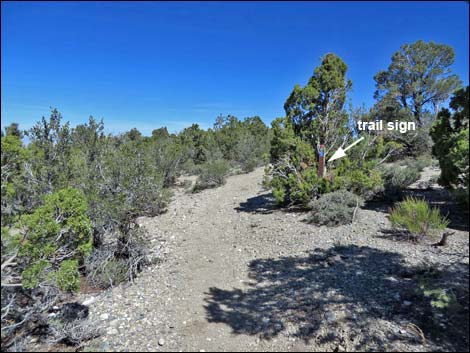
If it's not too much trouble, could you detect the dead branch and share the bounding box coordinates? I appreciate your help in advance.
[432,231,455,247]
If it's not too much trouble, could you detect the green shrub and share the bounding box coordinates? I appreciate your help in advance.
[389,197,449,240]
[399,156,433,172]
[379,164,420,200]
[449,129,469,189]
[241,157,258,173]
[415,155,435,171]
[19,187,92,290]
[22,260,49,289]
[53,259,81,292]
[407,127,434,158]
[431,87,469,193]
[193,160,230,192]
[270,165,332,206]
[268,130,332,206]
[332,167,384,201]
[307,190,364,226]
[1,134,29,226]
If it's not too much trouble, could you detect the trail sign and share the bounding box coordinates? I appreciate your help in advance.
[327,137,365,163]
[318,144,325,177]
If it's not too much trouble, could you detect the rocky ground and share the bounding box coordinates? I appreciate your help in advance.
[74,167,469,352]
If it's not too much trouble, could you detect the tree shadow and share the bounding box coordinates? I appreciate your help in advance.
[204,245,469,351]
[362,200,392,214]
[234,192,279,214]
[235,192,308,215]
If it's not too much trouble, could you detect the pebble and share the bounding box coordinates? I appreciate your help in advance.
[324,311,336,322]
[82,296,97,306]
[158,338,165,346]
[107,328,119,335]
[109,319,119,327]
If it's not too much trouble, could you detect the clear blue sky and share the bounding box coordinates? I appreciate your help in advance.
[1,1,469,135]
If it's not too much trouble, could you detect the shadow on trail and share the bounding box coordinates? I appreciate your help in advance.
[235,192,308,215]
[234,192,279,214]
[204,245,469,351]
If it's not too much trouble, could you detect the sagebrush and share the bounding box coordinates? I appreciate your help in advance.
[307,190,364,227]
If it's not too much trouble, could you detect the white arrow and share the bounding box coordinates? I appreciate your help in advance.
[327,137,365,162]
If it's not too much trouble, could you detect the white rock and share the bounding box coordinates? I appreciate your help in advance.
[107,328,118,335]
[82,297,96,306]
[158,338,165,346]
[100,313,109,321]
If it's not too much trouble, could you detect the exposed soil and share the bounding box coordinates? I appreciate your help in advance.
[77,167,469,352]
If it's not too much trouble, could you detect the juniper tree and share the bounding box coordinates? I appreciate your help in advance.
[283,53,351,159]
[374,40,461,127]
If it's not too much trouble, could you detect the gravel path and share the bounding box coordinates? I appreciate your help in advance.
[83,167,469,352]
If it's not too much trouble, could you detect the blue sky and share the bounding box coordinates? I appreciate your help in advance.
[1,1,469,135]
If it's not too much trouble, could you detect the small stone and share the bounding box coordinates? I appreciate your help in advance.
[82,297,96,306]
[100,313,109,321]
[402,300,412,307]
[324,311,336,322]
[337,345,346,352]
[158,338,165,346]
[107,328,118,335]
[346,312,357,321]
[261,317,270,324]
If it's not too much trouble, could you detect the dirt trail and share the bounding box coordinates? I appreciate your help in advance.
[85,167,469,352]
[136,168,320,352]
[158,168,273,352]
